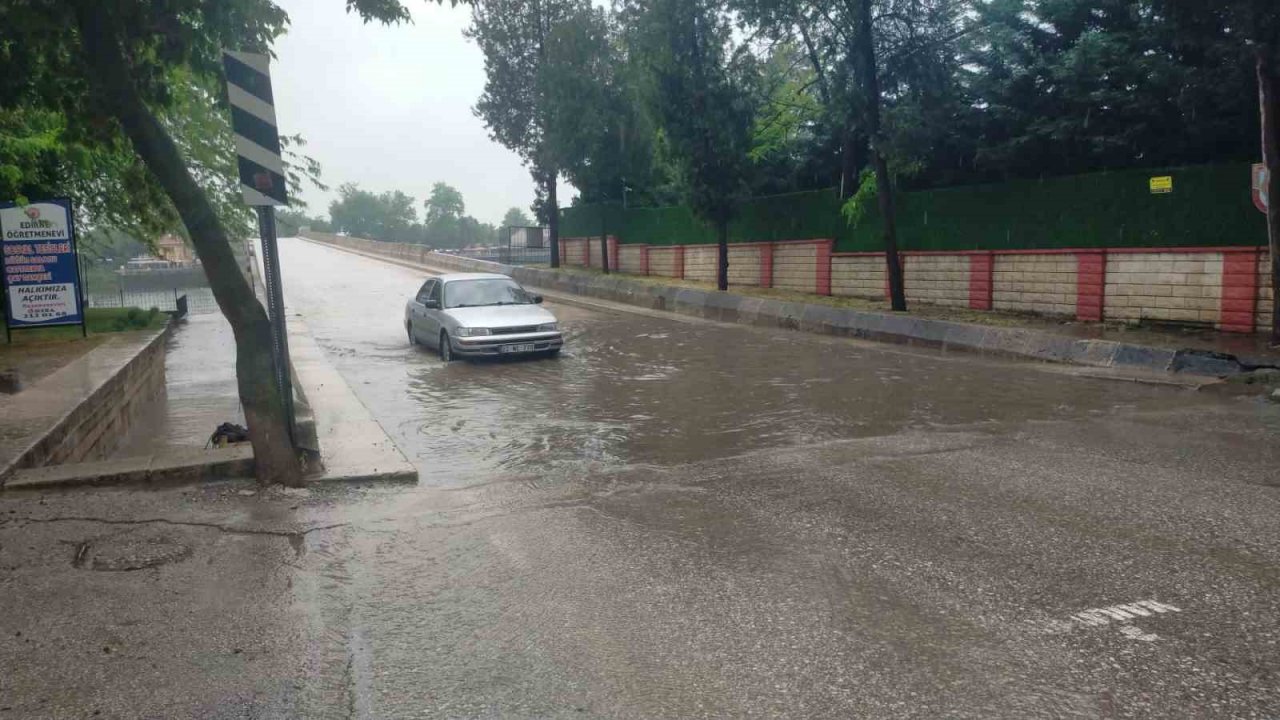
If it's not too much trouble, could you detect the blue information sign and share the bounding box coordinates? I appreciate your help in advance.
[1,198,84,332]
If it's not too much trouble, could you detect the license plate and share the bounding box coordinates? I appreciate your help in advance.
[500,343,536,354]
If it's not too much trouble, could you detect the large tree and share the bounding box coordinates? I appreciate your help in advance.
[469,0,586,269]
[1,0,418,485]
[501,206,534,228]
[425,182,466,224]
[328,184,419,242]
[628,0,759,291]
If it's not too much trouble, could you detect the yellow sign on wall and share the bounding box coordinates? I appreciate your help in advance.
[1149,176,1173,194]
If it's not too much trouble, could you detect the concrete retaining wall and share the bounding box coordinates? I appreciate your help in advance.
[4,327,170,478]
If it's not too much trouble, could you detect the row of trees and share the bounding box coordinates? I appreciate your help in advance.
[465,0,1278,317]
[304,182,532,247]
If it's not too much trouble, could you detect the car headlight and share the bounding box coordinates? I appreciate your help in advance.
[537,323,558,332]
[455,327,491,337]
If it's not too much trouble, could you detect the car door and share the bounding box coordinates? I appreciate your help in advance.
[421,279,445,347]
[410,279,437,346]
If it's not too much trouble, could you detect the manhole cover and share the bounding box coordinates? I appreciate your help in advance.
[79,534,192,571]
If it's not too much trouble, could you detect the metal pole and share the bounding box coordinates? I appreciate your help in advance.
[257,207,296,444]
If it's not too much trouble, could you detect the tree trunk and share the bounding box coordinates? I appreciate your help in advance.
[855,0,906,311]
[75,3,301,486]
[547,170,561,269]
[717,219,729,292]
[839,126,857,200]
[1258,47,1280,343]
[600,213,610,275]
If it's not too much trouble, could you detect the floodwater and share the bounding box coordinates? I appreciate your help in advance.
[250,237,1280,717]
[114,312,243,456]
[277,237,1205,486]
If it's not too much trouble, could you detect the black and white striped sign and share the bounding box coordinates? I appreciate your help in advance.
[223,50,289,206]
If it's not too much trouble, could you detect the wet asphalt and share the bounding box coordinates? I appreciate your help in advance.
[2,236,1279,718]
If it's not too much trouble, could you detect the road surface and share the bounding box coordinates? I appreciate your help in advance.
[268,237,1280,718]
[3,236,1277,719]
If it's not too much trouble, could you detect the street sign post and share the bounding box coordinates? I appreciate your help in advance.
[223,49,294,441]
[0,198,86,342]
[1253,163,1270,214]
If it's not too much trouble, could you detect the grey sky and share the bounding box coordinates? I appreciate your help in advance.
[270,0,573,226]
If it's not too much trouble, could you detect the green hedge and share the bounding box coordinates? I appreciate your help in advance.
[559,163,1267,253]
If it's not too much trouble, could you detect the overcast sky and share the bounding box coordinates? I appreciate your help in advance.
[269,0,574,225]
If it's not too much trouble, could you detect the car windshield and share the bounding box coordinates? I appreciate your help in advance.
[443,278,531,308]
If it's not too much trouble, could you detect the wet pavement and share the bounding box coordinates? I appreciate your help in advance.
[115,312,243,456]
[2,236,1279,717]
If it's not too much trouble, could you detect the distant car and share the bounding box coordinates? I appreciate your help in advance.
[405,273,563,361]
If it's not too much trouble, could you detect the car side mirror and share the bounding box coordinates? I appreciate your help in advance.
[424,299,440,309]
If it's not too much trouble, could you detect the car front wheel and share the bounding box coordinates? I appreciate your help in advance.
[407,320,417,345]
[440,331,454,362]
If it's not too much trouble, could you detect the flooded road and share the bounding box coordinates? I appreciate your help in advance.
[273,237,1280,718]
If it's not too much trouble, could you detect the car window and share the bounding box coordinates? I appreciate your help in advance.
[429,280,443,306]
[442,278,530,308]
[415,280,434,303]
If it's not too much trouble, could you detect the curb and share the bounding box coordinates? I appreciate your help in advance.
[302,235,1279,379]
[3,446,254,491]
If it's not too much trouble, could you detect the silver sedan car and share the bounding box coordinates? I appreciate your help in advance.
[405,273,564,361]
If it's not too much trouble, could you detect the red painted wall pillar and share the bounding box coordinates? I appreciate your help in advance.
[815,240,833,296]
[675,245,686,279]
[969,252,994,310]
[559,239,566,266]
[760,243,774,288]
[640,245,650,276]
[1075,250,1106,322]
[608,236,620,272]
[1220,248,1260,333]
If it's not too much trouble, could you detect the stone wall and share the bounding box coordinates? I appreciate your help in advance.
[683,245,719,282]
[831,256,885,299]
[727,245,763,286]
[773,242,823,293]
[1104,251,1224,325]
[993,255,1079,316]
[903,255,970,308]
[647,247,682,278]
[618,245,646,275]
[1259,251,1274,333]
[562,238,589,267]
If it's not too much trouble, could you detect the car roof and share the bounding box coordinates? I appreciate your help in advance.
[433,272,512,283]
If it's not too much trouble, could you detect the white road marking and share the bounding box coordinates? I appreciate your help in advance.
[1037,599,1182,641]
